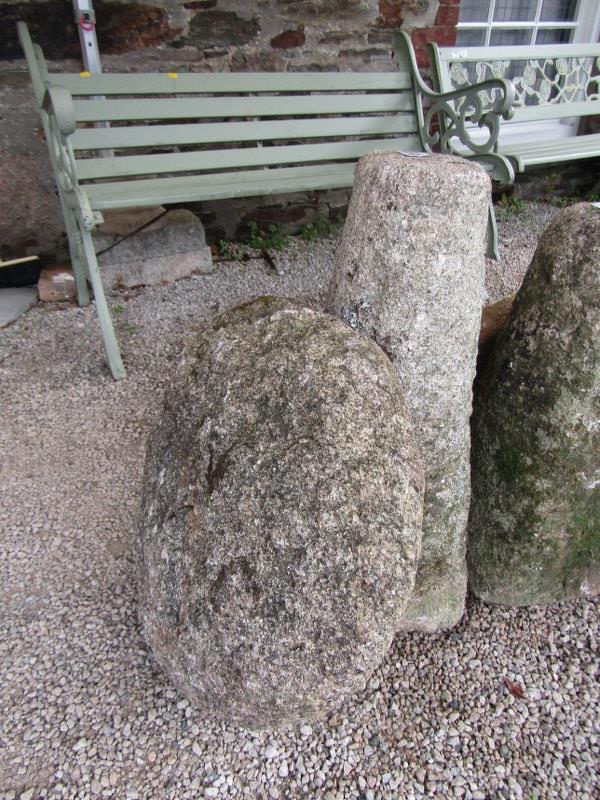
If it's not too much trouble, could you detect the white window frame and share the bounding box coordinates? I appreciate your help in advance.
[456,0,600,46]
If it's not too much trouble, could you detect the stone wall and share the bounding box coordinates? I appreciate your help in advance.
[0,0,459,259]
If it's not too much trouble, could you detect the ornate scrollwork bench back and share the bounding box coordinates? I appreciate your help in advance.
[428,42,600,173]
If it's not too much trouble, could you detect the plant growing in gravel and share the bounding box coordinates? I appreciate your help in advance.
[300,216,344,242]
[316,215,344,235]
[113,304,125,314]
[246,221,290,252]
[497,193,524,215]
[548,193,600,209]
[300,222,319,242]
[217,239,234,259]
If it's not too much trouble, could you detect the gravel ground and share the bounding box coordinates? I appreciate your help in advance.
[1,200,598,800]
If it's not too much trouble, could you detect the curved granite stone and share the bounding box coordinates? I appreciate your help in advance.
[138,297,424,728]
[469,204,600,605]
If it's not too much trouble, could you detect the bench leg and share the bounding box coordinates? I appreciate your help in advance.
[486,201,499,261]
[61,198,91,307]
[79,227,127,380]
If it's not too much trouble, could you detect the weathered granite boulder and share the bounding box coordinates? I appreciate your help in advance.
[94,209,212,290]
[469,204,600,605]
[327,152,489,631]
[139,297,424,728]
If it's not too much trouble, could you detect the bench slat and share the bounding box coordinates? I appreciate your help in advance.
[53,71,412,96]
[71,115,418,150]
[73,93,415,123]
[76,137,422,180]
[499,132,600,168]
[85,163,361,209]
[510,100,600,123]
[433,43,600,64]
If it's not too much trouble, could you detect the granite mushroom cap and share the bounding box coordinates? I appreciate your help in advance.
[138,297,425,728]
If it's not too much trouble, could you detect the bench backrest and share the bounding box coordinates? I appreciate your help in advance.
[18,22,423,190]
[429,42,600,127]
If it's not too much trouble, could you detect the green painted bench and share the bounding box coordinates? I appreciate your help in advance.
[429,42,600,174]
[18,22,514,379]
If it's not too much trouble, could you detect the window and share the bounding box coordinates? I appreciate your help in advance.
[456,0,600,47]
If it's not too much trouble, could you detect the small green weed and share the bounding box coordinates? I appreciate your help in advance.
[217,239,234,259]
[497,193,524,215]
[300,222,319,242]
[246,221,290,252]
[547,192,600,208]
[300,216,344,242]
[548,195,579,208]
[113,304,125,314]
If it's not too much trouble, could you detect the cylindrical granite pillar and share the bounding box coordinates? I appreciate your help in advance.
[327,152,490,632]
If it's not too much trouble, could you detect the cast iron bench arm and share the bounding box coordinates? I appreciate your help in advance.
[395,32,515,159]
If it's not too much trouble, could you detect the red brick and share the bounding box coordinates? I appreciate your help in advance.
[415,25,456,47]
[433,25,458,46]
[270,28,305,49]
[412,24,457,51]
[435,5,459,26]
[411,27,435,48]
[413,45,429,70]
[378,0,403,29]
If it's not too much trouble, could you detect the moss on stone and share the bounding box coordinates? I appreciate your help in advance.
[468,204,600,606]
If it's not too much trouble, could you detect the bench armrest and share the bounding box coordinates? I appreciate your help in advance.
[394,32,515,161]
[42,85,77,136]
[39,84,84,214]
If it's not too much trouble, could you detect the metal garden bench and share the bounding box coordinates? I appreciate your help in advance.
[429,42,600,174]
[18,22,514,379]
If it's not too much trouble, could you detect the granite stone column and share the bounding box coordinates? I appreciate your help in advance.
[327,152,490,631]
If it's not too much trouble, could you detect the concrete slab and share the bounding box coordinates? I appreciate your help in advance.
[0,286,37,327]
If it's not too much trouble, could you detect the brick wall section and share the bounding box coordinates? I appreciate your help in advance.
[379,1,458,68]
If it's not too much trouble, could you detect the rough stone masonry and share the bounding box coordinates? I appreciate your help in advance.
[328,152,490,632]
[469,203,600,605]
[138,297,425,728]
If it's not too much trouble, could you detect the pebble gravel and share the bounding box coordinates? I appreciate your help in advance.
[0,201,598,800]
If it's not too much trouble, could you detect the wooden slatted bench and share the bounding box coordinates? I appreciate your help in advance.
[18,22,514,379]
[429,42,600,174]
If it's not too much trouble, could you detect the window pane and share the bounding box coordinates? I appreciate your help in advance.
[540,0,579,22]
[535,27,575,43]
[459,0,491,23]
[490,28,533,44]
[493,1,537,22]
[455,29,488,46]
